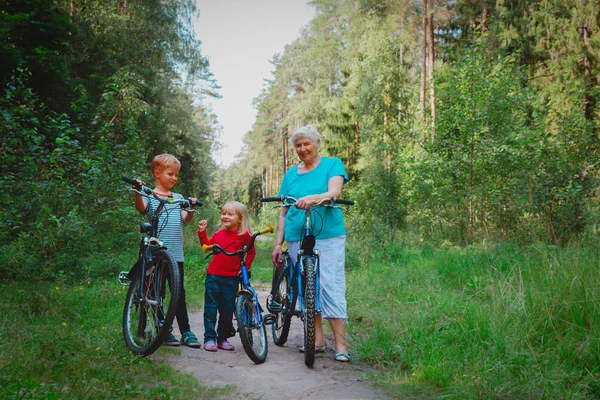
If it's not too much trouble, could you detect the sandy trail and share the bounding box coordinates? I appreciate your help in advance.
[158,285,392,400]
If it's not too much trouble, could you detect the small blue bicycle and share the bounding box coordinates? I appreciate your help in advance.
[201,226,275,364]
[260,196,354,367]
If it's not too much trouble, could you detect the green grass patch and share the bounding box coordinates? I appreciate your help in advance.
[347,242,600,399]
[6,228,598,399]
[0,233,276,399]
[0,270,229,399]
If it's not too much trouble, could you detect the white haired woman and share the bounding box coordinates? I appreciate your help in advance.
[271,124,351,362]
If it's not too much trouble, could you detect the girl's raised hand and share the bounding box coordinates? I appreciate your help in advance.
[198,219,208,232]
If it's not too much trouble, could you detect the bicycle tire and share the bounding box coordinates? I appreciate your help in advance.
[236,293,268,364]
[272,259,292,346]
[302,257,317,367]
[122,249,181,356]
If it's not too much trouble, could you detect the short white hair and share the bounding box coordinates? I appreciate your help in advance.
[290,124,321,147]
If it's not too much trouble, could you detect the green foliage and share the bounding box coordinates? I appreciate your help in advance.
[431,41,537,244]
[226,0,599,248]
[0,0,219,280]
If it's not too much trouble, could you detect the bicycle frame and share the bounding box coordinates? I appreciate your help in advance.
[119,175,200,356]
[201,227,273,317]
[201,225,274,364]
[289,206,321,318]
[262,195,354,366]
[119,186,174,295]
[237,252,264,327]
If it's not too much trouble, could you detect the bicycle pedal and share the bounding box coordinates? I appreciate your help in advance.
[118,271,130,286]
[263,313,277,325]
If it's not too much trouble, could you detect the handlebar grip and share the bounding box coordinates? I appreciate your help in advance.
[201,244,214,254]
[259,225,274,235]
[332,198,355,206]
[189,198,203,208]
[122,176,136,185]
[122,175,143,191]
[260,196,283,202]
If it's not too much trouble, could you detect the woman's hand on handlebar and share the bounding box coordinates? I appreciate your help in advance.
[272,245,283,268]
[294,194,320,210]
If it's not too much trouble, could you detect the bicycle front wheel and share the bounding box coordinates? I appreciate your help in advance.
[123,249,181,356]
[272,257,292,346]
[302,257,317,367]
[236,293,268,364]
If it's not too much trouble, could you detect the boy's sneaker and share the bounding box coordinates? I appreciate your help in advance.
[180,331,201,348]
[266,295,282,313]
[163,332,180,346]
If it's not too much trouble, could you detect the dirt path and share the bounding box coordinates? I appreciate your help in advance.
[159,285,392,400]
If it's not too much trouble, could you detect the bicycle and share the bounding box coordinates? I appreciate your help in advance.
[260,195,354,367]
[119,176,201,356]
[201,226,275,364]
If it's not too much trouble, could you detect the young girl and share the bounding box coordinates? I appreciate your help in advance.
[198,201,255,352]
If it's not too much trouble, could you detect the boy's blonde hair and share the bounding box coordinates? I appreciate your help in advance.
[222,201,251,235]
[151,154,181,176]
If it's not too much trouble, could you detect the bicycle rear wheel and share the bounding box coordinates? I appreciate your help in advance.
[271,255,292,346]
[302,257,317,367]
[236,293,268,364]
[123,249,181,356]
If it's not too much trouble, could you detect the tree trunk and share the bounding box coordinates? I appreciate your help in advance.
[420,0,428,122]
[465,142,475,247]
[283,110,289,173]
[354,120,360,158]
[579,23,595,121]
[482,8,489,32]
[274,148,279,194]
[260,167,265,209]
[428,0,436,140]
[268,162,273,196]
[384,77,392,169]
[282,129,288,174]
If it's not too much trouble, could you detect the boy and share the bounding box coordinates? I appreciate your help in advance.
[133,154,200,348]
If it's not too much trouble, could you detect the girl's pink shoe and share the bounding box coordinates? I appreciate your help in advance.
[217,340,235,351]
[203,341,217,352]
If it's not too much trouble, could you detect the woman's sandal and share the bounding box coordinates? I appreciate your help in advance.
[335,352,351,362]
[299,344,326,353]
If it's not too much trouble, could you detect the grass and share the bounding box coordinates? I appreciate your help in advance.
[0,238,275,400]
[346,241,600,399]
[4,229,600,399]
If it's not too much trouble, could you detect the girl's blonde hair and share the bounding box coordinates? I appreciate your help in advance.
[222,201,251,235]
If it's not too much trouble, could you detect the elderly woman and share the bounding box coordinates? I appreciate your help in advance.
[271,124,351,362]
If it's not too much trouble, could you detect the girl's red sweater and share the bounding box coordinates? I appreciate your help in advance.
[198,229,256,276]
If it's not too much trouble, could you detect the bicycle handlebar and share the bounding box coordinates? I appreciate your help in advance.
[201,225,274,256]
[332,197,354,205]
[259,196,354,207]
[260,196,284,202]
[122,175,203,209]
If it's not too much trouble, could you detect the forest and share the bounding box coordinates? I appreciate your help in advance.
[2,0,599,277]
[2,0,600,398]
[224,0,600,250]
